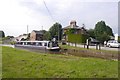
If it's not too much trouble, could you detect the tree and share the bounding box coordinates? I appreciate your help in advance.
[94,21,113,43]
[87,29,95,38]
[0,30,5,38]
[44,31,51,40]
[40,30,51,40]
[49,22,62,41]
[118,36,120,43]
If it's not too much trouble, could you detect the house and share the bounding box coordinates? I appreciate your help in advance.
[30,30,43,41]
[16,34,28,41]
[62,20,88,41]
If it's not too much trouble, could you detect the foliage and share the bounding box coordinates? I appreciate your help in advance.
[49,22,62,40]
[0,30,5,38]
[87,29,95,38]
[6,36,14,39]
[68,34,88,43]
[118,36,120,43]
[43,31,51,40]
[94,21,113,43]
[10,41,16,45]
[65,28,77,34]
[2,46,118,78]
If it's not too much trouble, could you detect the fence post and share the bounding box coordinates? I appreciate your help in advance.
[75,42,76,47]
[96,44,98,50]
[86,39,89,49]
[99,44,101,50]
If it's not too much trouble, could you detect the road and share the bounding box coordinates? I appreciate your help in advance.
[67,43,119,51]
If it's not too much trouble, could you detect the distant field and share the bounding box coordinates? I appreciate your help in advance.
[2,46,118,78]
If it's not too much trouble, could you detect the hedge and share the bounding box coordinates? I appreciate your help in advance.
[67,34,88,43]
[118,36,120,43]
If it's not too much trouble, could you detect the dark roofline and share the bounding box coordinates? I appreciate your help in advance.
[32,30,43,34]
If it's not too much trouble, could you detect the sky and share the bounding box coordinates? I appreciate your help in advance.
[0,0,119,37]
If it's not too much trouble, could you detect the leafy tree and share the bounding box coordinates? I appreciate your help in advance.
[49,22,62,41]
[44,31,51,40]
[87,29,95,38]
[40,30,51,40]
[94,21,113,43]
[0,30,5,38]
[118,36,120,43]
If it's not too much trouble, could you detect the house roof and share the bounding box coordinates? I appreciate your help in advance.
[33,30,43,34]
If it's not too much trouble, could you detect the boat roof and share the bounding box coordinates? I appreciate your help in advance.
[16,40,49,43]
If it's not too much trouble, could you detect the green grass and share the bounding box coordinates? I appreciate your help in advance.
[0,46,2,79]
[60,44,118,54]
[0,41,2,44]
[2,46,118,78]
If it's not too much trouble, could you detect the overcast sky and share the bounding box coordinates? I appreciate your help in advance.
[0,0,119,37]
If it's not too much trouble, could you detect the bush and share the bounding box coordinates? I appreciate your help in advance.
[118,36,120,43]
[10,41,16,45]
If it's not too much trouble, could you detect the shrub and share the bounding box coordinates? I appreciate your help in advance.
[10,41,16,45]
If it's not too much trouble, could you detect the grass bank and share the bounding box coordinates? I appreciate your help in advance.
[60,44,118,54]
[2,46,118,78]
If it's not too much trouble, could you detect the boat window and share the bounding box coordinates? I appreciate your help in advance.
[48,41,58,47]
[52,42,58,47]
[27,42,31,45]
[38,42,42,46]
[31,42,36,45]
[44,43,47,46]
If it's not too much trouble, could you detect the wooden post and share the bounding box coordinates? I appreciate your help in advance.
[84,43,86,48]
[96,44,98,50]
[99,44,101,50]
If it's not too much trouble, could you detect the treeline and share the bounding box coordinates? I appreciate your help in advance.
[0,30,5,38]
[88,21,114,43]
[42,22,62,41]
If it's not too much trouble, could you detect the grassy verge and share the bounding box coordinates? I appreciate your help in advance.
[0,46,2,79]
[2,46,118,78]
[60,44,118,54]
[0,41,2,44]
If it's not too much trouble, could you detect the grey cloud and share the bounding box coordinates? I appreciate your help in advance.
[19,0,118,34]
